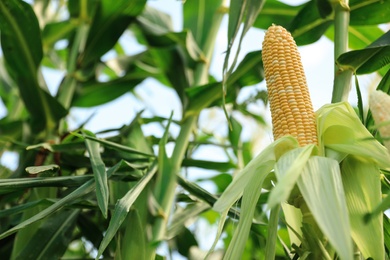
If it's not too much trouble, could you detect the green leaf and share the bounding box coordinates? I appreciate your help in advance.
[213,136,298,213]
[325,25,384,50]
[183,0,224,51]
[42,20,77,50]
[136,5,173,36]
[181,158,235,171]
[80,0,146,66]
[253,0,302,29]
[297,156,353,260]
[228,115,243,157]
[228,50,264,87]
[289,0,332,46]
[350,0,390,25]
[264,206,280,260]
[316,0,332,18]
[95,162,158,259]
[176,227,199,257]
[72,76,144,107]
[84,132,109,218]
[13,210,79,260]
[0,0,42,76]
[140,30,204,64]
[82,134,155,158]
[267,145,316,209]
[341,156,384,259]
[223,0,264,111]
[0,179,95,240]
[337,30,390,74]
[0,200,47,218]
[167,202,210,239]
[0,0,67,131]
[185,50,264,117]
[119,210,148,259]
[223,158,268,259]
[316,102,390,167]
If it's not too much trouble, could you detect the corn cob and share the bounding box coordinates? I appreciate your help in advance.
[369,90,390,151]
[262,25,317,146]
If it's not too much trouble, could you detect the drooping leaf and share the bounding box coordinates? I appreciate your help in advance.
[264,206,280,259]
[349,0,390,25]
[337,30,390,74]
[84,132,109,218]
[341,156,384,260]
[227,50,264,87]
[72,75,144,107]
[13,210,79,260]
[223,0,264,113]
[297,156,353,260]
[212,137,299,258]
[325,25,384,50]
[0,179,95,240]
[267,145,316,209]
[288,0,333,46]
[95,162,157,259]
[316,102,390,167]
[0,0,67,131]
[80,0,147,67]
[253,0,302,29]
[185,50,264,117]
[183,0,224,53]
[213,136,299,213]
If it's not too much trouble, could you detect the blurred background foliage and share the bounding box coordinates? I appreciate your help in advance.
[1,0,390,259]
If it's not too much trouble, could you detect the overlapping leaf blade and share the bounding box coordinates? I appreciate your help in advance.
[0,0,67,131]
[95,162,157,259]
[317,102,390,167]
[297,156,353,260]
[337,30,390,74]
[84,133,109,218]
[341,156,384,259]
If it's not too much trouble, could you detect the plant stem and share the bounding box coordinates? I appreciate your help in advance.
[331,0,352,103]
[149,1,226,252]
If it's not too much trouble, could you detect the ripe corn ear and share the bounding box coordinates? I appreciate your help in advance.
[262,25,317,146]
[369,90,390,151]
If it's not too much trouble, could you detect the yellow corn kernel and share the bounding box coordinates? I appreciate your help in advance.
[369,90,390,151]
[262,25,317,146]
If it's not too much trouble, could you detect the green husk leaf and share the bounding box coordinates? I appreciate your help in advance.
[213,136,299,213]
[212,136,298,259]
[341,156,384,260]
[297,156,353,260]
[316,102,390,167]
[268,145,316,209]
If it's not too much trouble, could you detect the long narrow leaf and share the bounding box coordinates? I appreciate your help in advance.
[85,135,109,218]
[213,136,299,212]
[341,156,384,259]
[13,210,79,259]
[268,145,315,209]
[0,179,95,239]
[297,156,353,260]
[265,206,281,259]
[96,161,158,259]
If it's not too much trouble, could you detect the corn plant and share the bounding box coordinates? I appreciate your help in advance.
[1,0,390,259]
